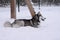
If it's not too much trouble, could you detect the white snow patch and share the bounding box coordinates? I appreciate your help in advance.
[0,6,60,40]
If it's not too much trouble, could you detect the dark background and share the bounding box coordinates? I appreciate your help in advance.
[0,0,60,7]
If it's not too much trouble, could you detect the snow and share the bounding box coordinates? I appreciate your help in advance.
[0,6,60,40]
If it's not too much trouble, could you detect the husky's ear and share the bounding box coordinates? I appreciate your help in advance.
[37,12,41,16]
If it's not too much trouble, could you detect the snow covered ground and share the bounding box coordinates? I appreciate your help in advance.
[0,6,60,40]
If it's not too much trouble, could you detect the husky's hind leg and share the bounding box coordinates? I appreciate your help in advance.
[4,21,12,27]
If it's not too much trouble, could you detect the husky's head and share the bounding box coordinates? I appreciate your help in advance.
[36,12,46,21]
[33,12,41,23]
[32,12,41,25]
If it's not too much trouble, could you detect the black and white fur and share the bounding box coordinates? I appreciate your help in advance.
[4,12,46,28]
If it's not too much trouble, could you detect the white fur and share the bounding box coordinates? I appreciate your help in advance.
[4,21,24,28]
[12,21,24,28]
[4,21,11,27]
[4,18,15,27]
[4,18,24,28]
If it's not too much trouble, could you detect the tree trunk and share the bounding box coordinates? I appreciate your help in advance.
[10,0,16,19]
[25,0,35,17]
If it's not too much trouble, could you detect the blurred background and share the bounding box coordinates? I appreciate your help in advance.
[0,0,60,7]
